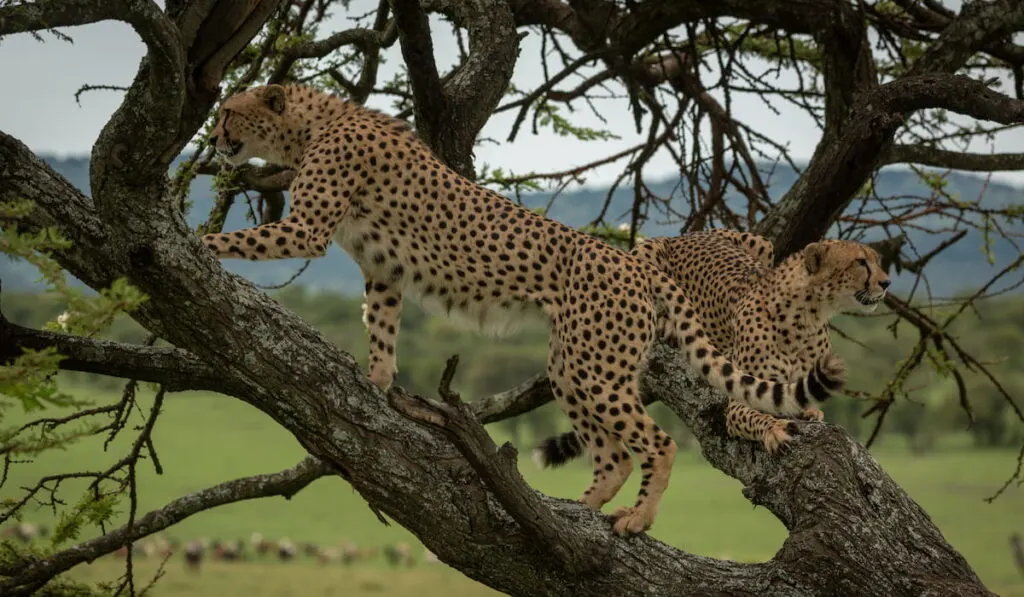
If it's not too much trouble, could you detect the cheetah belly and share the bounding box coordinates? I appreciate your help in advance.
[412,286,545,338]
[332,224,545,338]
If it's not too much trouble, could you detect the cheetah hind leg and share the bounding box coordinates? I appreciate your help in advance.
[577,431,633,511]
[610,413,678,535]
[725,402,798,454]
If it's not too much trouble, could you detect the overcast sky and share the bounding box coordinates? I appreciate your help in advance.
[1,3,1022,189]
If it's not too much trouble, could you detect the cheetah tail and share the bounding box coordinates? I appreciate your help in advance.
[648,269,845,416]
[805,353,847,401]
[734,352,846,417]
[531,432,585,468]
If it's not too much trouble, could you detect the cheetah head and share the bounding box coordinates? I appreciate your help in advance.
[803,240,891,312]
[210,85,289,166]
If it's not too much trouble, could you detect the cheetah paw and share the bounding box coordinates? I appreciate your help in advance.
[610,506,655,536]
[577,493,605,511]
[368,370,395,391]
[762,420,798,454]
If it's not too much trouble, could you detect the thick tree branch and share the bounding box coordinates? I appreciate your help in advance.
[0,0,174,55]
[0,316,250,396]
[395,0,518,177]
[436,0,519,133]
[0,456,331,597]
[884,145,1024,171]
[392,0,449,154]
[818,0,877,141]
[187,0,281,93]
[502,0,587,44]
[908,0,1024,76]
[755,74,1024,260]
[640,344,993,597]
[880,74,1024,122]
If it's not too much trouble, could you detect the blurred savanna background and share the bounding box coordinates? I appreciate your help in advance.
[3,0,1024,595]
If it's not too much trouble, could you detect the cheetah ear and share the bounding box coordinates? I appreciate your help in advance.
[263,85,286,114]
[803,242,827,275]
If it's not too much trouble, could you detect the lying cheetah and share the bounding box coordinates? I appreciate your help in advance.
[202,85,845,535]
[537,230,888,463]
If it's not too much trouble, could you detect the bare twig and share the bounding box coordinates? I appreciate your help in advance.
[0,456,332,595]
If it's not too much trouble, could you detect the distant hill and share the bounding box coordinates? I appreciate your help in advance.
[2,154,1022,297]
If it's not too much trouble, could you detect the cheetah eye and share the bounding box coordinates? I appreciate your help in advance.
[857,258,868,266]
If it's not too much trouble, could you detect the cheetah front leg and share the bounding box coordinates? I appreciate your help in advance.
[362,278,403,390]
[201,216,331,260]
[725,401,798,454]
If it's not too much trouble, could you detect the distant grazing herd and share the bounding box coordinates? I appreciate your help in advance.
[2,522,441,572]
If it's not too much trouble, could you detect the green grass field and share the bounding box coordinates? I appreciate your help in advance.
[3,386,1022,596]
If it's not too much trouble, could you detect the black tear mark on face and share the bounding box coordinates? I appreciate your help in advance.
[857,258,872,291]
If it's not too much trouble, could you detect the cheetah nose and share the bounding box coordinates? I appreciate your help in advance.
[879,279,891,290]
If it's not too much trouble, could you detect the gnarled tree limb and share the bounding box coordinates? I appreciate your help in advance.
[756,0,1024,258]
[0,312,250,396]
[393,0,518,177]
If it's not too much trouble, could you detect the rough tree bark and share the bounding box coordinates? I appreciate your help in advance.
[1,0,1019,595]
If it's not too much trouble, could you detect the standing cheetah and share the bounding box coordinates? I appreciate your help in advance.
[202,85,845,534]
[538,229,888,461]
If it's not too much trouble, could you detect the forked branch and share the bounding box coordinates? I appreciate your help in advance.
[391,356,609,575]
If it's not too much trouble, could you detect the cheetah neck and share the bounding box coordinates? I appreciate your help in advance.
[762,255,843,339]
[278,85,358,167]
